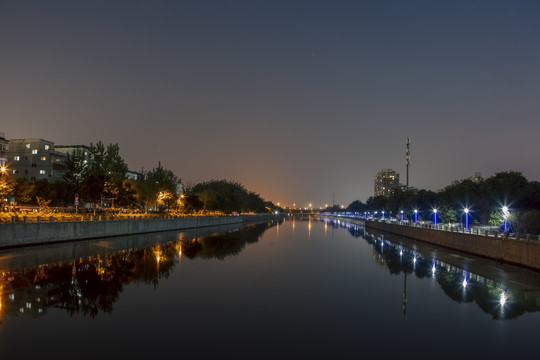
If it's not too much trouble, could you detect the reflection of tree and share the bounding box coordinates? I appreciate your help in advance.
[331,218,540,320]
[181,222,271,260]
[0,221,277,320]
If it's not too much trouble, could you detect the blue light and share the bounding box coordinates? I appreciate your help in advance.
[433,209,438,226]
[502,206,509,232]
[464,208,469,230]
[414,209,418,224]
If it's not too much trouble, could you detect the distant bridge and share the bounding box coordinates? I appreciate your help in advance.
[282,208,320,216]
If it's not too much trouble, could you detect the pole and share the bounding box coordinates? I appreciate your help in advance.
[406,138,410,189]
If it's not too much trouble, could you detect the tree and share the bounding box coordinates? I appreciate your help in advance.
[14,178,34,204]
[0,175,15,202]
[135,163,180,212]
[189,179,267,214]
[63,148,88,191]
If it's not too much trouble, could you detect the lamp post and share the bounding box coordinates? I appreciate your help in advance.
[433,209,438,227]
[502,206,509,232]
[464,208,469,230]
[400,210,404,222]
[414,209,418,224]
[382,211,385,220]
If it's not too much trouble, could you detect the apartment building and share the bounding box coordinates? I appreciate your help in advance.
[8,139,67,181]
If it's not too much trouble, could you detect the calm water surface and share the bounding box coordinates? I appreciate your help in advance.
[1,216,540,359]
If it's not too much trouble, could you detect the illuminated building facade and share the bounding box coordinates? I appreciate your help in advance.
[55,144,92,164]
[374,169,399,197]
[0,132,8,167]
[8,139,67,181]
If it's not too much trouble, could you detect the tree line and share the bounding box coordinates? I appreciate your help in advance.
[340,171,540,234]
[0,141,277,214]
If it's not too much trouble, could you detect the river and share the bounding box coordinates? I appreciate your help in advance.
[0,215,539,359]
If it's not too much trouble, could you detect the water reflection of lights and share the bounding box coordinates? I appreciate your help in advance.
[323,217,528,319]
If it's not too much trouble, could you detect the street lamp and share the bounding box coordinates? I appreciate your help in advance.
[433,209,438,227]
[414,209,418,224]
[502,206,509,232]
[382,211,385,220]
[400,210,404,221]
[464,208,469,230]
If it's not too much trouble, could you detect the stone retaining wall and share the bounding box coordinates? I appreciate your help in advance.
[363,219,540,271]
[0,214,276,249]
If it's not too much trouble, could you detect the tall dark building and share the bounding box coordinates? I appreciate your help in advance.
[374,169,399,197]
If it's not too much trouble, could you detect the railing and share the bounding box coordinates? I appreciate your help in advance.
[325,214,540,243]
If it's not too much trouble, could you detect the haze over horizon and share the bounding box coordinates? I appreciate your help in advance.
[2,0,539,208]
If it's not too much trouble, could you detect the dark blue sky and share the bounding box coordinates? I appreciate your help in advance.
[1,0,539,207]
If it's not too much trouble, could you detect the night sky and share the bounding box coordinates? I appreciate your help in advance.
[1,0,539,208]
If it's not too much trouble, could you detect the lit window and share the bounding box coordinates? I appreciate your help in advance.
[14,156,20,161]
[32,149,37,154]
[25,143,30,148]
[44,144,50,150]
[40,170,46,175]
[41,156,46,161]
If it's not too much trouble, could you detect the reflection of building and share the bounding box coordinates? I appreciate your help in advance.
[0,132,8,167]
[1,284,49,319]
[374,169,399,197]
[8,139,67,181]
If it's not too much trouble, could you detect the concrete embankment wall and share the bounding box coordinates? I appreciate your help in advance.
[0,215,276,249]
[363,219,540,271]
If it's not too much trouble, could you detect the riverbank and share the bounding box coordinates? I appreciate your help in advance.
[323,215,540,272]
[0,214,280,249]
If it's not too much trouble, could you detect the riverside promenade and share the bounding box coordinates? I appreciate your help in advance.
[0,214,278,249]
[324,215,540,272]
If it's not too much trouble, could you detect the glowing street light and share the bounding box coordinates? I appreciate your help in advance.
[502,206,509,232]
[414,209,418,224]
[500,291,507,306]
[433,208,438,227]
[464,208,469,230]
[400,210,404,221]
[382,211,385,220]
